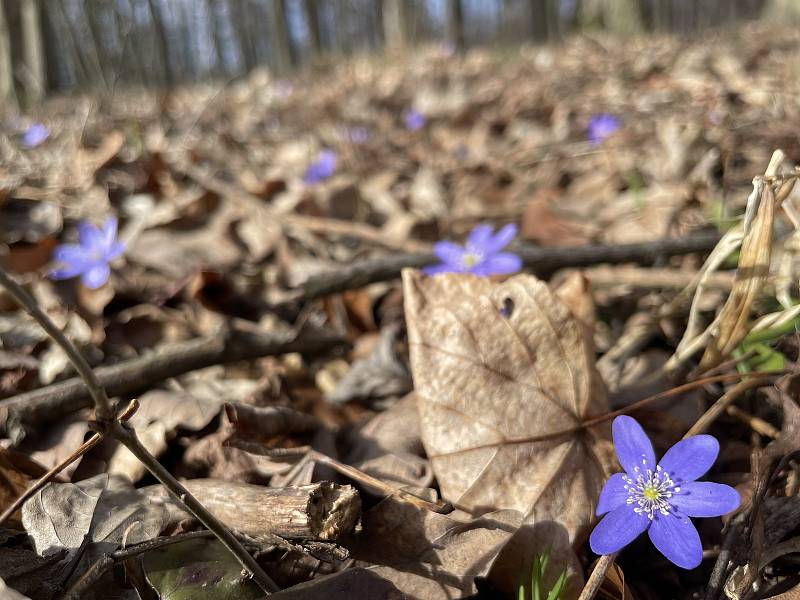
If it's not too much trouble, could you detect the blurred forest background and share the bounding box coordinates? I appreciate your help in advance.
[2,0,800,107]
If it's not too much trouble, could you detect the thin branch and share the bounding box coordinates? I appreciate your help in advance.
[0,268,279,595]
[428,371,782,459]
[0,325,346,440]
[0,269,113,421]
[65,530,216,599]
[577,554,617,600]
[684,377,771,437]
[0,399,139,528]
[280,231,723,305]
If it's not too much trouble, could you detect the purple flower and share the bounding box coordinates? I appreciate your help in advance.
[404,109,426,131]
[587,114,620,144]
[303,149,337,184]
[22,123,50,148]
[590,416,740,569]
[347,126,370,144]
[50,217,125,289]
[424,223,522,276]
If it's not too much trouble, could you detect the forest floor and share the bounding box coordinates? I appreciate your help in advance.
[1,20,800,600]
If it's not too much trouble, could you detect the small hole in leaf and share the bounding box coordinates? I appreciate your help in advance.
[500,297,514,318]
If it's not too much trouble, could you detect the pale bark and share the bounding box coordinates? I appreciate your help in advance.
[763,0,800,21]
[0,0,16,108]
[602,0,644,34]
[145,480,361,541]
[383,0,410,50]
[19,0,45,101]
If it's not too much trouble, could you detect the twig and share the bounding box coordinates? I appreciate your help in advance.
[0,268,279,595]
[0,325,346,440]
[65,530,216,599]
[0,399,139,528]
[429,372,782,460]
[725,405,780,439]
[684,378,771,437]
[705,513,746,600]
[0,270,114,421]
[280,231,723,304]
[578,554,617,600]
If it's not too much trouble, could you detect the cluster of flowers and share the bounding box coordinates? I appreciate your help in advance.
[44,97,740,576]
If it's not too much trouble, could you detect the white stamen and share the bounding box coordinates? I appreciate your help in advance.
[622,463,680,520]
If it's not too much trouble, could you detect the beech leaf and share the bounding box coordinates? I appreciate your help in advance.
[402,270,610,541]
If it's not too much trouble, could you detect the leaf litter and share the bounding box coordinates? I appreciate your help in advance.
[1,21,800,600]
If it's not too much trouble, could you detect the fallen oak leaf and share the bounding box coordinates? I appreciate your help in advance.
[402,269,610,541]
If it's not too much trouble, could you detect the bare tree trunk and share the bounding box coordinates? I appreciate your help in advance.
[19,0,45,101]
[0,0,16,108]
[383,0,410,50]
[602,0,644,34]
[530,0,552,39]
[302,0,322,57]
[763,0,800,20]
[266,0,292,73]
[444,0,464,50]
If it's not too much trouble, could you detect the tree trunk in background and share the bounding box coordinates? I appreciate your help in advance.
[444,0,464,50]
[763,0,800,20]
[19,0,45,101]
[529,0,549,40]
[302,0,322,57]
[383,0,410,50]
[0,0,16,108]
[266,0,292,73]
[602,0,644,34]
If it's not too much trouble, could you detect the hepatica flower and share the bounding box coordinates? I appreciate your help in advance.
[50,217,125,289]
[347,126,370,144]
[404,109,426,131]
[303,149,337,184]
[424,223,522,276]
[590,416,740,569]
[22,123,50,148]
[587,113,620,144]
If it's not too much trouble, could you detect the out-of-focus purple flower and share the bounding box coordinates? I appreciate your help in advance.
[303,149,337,184]
[424,223,522,276]
[274,80,294,99]
[404,109,426,131]
[22,123,50,148]
[50,217,125,289]
[347,126,370,144]
[587,113,620,144]
[590,416,740,569]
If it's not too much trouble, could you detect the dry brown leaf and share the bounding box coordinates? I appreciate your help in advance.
[0,577,32,600]
[699,184,776,371]
[402,270,610,543]
[346,496,522,600]
[345,393,432,489]
[766,584,800,600]
[0,448,45,527]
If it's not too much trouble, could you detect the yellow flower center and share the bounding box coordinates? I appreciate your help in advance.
[462,252,481,268]
[643,486,660,501]
[623,463,680,520]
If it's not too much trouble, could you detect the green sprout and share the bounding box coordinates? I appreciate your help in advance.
[517,547,568,600]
